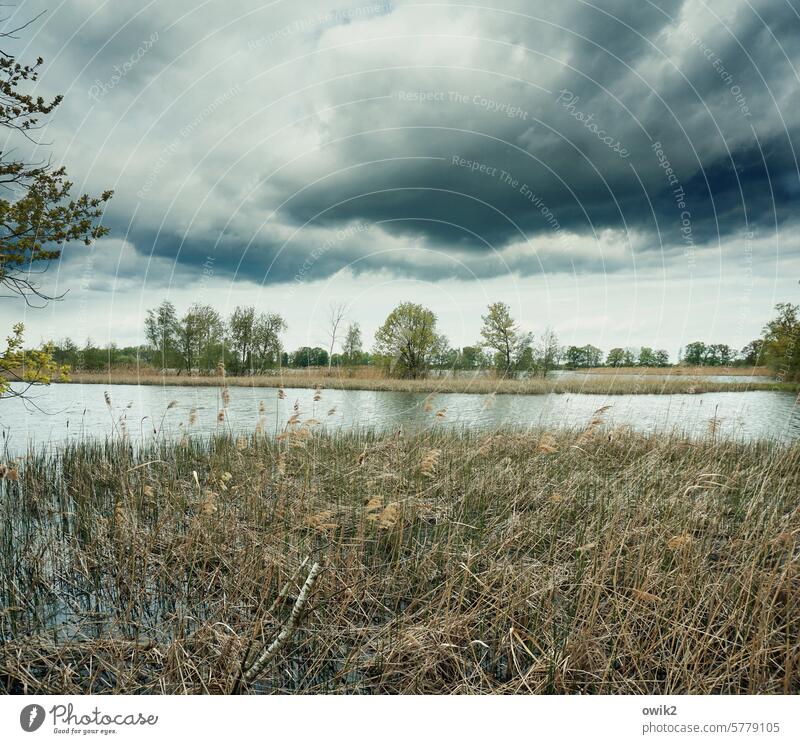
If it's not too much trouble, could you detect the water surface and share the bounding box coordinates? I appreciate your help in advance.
[1,382,797,456]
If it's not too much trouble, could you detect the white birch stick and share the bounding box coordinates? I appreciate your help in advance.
[242,561,322,685]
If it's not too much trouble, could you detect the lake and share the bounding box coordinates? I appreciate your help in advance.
[1,382,797,456]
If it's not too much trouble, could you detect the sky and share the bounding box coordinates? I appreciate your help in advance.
[6,0,800,360]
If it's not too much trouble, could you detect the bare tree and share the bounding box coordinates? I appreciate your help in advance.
[325,302,346,370]
[535,327,561,378]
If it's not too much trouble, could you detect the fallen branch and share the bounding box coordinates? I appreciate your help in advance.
[240,561,322,687]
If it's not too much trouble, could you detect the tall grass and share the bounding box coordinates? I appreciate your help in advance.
[1,419,798,693]
[582,365,773,377]
[63,369,796,396]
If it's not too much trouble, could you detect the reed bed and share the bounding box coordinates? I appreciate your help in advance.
[62,370,795,396]
[1,417,798,694]
[582,365,772,377]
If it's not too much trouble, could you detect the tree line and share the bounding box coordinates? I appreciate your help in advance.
[365,300,798,379]
[44,299,800,382]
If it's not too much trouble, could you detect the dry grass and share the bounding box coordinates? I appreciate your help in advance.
[584,366,772,377]
[62,369,795,396]
[1,416,798,694]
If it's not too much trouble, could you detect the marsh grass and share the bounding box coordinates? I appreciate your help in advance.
[583,366,773,377]
[62,369,796,396]
[0,418,798,694]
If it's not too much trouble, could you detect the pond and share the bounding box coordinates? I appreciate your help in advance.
[1,382,798,456]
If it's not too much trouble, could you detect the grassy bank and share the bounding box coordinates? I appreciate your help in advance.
[1,422,798,694]
[62,369,796,396]
[584,365,772,377]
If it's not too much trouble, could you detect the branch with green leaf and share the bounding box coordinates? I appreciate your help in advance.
[0,21,112,399]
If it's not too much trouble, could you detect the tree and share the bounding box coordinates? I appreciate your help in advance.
[326,302,346,370]
[682,341,707,366]
[53,336,80,367]
[227,305,256,373]
[1,21,112,398]
[638,347,656,367]
[192,304,224,372]
[177,307,202,373]
[606,347,625,367]
[374,302,446,379]
[291,346,328,367]
[584,344,603,367]
[435,346,460,370]
[761,302,800,381]
[740,339,764,366]
[534,327,560,377]
[479,301,532,375]
[565,344,603,369]
[653,349,670,367]
[252,312,286,371]
[0,323,68,399]
[565,346,582,369]
[342,321,363,364]
[516,345,535,374]
[145,300,178,369]
[458,345,485,370]
[706,343,733,367]
[0,45,113,303]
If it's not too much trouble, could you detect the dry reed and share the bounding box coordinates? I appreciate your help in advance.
[1,423,797,694]
[62,370,795,397]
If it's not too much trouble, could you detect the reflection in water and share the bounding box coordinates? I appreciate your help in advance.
[1,382,798,456]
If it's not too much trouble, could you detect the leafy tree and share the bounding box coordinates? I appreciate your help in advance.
[291,346,328,367]
[606,347,625,367]
[653,349,670,367]
[49,337,145,371]
[585,344,603,367]
[436,346,460,369]
[565,344,603,369]
[252,312,286,371]
[1,23,112,398]
[227,305,256,373]
[682,341,707,366]
[706,343,734,367]
[534,327,561,377]
[226,306,286,373]
[145,300,179,369]
[342,322,363,364]
[638,347,657,367]
[479,301,532,375]
[177,307,202,373]
[0,323,68,398]
[564,346,582,369]
[192,304,224,372]
[52,336,80,367]
[374,302,446,379]
[740,339,764,366]
[458,345,485,370]
[516,344,536,373]
[761,302,800,381]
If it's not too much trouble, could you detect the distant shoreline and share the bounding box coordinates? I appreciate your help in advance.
[57,368,796,396]
[579,365,772,377]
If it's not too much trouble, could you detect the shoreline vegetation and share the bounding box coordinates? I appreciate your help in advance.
[2,424,797,693]
[9,300,794,402]
[58,367,799,396]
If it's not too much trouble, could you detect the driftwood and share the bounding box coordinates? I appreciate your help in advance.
[239,560,322,688]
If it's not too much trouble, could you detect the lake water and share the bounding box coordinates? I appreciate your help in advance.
[1,382,798,456]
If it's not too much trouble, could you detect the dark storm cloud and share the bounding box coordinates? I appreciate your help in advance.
[13,0,800,286]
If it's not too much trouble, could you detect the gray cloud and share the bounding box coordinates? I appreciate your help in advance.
[7,0,799,289]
